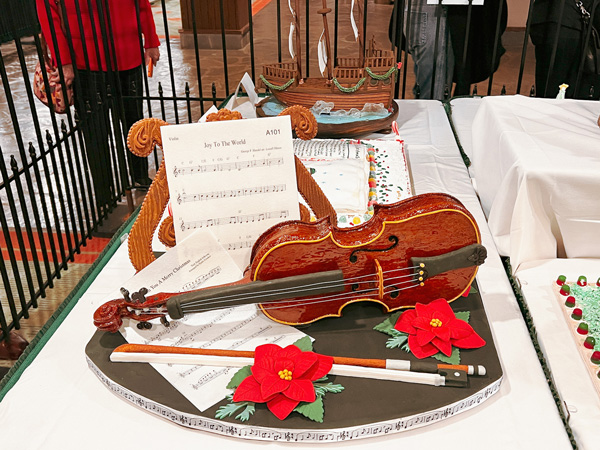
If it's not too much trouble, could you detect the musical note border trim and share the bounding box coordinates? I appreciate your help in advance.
[87,357,502,443]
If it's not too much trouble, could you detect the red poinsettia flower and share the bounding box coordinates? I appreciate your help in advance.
[232,344,333,420]
[394,298,486,359]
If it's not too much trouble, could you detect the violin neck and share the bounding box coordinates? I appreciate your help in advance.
[165,270,346,319]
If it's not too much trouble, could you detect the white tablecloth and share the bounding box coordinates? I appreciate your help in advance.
[0,101,572,449]
[470,95,600,272]
[516,259,600,450]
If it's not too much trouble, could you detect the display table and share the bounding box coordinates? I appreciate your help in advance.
[0,101,572,448]
[469,95,600,272]
[516,259,600,450]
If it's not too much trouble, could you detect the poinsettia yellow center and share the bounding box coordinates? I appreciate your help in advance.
[429,318,443,328]
[278,369,293,381]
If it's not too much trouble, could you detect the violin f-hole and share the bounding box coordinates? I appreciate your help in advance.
[349,235,399,263]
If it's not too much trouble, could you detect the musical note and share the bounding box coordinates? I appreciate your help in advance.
[171,157,284,176]
[225,240,254,251]
[177,184,286,203]
[180,267,222,291]
[180,210,289,230]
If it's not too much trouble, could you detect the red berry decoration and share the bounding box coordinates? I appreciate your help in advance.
[559,284,571,296]
[564,296,576,308]
[584,337,596,350]
[556,275,567,286]
[577,276,587,287]
[577,322,589,335]
[591,351,600,365]
[571,308,583,320]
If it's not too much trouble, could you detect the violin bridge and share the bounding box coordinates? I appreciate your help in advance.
[374,259,384,300]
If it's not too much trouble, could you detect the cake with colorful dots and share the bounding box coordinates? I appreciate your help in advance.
[293,138,411,227]
[555,275,600,395]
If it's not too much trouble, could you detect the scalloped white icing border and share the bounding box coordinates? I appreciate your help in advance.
[87,356,502,443]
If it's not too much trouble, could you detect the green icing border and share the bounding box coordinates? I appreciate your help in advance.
[444,97,475,168]
[0,208,139,401]
[502,257,578,450]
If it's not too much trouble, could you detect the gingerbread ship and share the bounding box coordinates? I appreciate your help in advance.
[258,0,397,111]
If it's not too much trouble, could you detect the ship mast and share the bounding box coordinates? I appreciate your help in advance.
[356,0,365,67]
[293,0,303,81]
[317,0,333,80]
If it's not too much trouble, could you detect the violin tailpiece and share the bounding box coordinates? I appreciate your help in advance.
[411,244,487,281]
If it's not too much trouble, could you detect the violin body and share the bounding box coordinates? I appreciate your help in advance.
[93,193,485,332]
[248,193,481,324]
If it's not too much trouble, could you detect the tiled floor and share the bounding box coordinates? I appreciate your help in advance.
[0,0,535,375]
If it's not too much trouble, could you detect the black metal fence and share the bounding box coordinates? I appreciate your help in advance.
[0,0,597,344]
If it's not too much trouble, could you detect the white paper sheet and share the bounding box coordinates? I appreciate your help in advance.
[115,230,307,412]
[161,116,300,270]
[427,0,484,4]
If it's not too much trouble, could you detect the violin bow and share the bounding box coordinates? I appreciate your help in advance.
[111,344,486,388]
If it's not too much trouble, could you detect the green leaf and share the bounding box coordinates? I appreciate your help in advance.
[235,403,256,422]
[226,365,253,389]
[385,332,409,350]
[400,339,411,353]
[313,382,345,397]
[215,402,245,419]
[431,347,461,365]
[294,396,324,423]
[469,284,478,294]
[373,311,402,336]
[292,336,313,352]
[454,311,470,322]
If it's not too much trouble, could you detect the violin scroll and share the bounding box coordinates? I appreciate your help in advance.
[93,300,126,333]
[93,288,170,333]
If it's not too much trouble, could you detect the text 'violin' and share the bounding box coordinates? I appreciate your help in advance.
[94,193,487,332]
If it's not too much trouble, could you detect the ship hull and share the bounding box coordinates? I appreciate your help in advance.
[265,78,394,111]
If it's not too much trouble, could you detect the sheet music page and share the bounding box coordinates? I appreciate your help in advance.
[294,138,366,161]
[161,116,300,270]
[113,230,307,412]
[427,0,483,4]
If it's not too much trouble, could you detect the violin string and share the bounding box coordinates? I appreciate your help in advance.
[177,282,422,316]
[131,277,422,318]
[132,280,424,318]
[174,265,423,309]
[175,270,421,309]
[177,277,422,315]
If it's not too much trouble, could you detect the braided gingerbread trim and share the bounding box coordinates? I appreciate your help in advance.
[158,215,176,248]
[126,118,170,271]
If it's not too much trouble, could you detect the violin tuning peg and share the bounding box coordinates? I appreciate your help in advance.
[120,287,131,301]
[131,287,149,304]
[160,316,170,327]
[143,322,153,330]
[136,322,146,330]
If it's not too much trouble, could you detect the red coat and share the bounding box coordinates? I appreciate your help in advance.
[37,0,160,71]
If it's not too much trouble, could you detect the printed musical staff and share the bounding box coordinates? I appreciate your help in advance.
[173,157,284,177]
[180,210,289,231]
[180,267,222,292]
[225,240,255,251]
[177,184,286,204]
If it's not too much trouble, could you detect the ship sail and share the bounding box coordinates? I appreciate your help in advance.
[289,23,296,59]
[350,0,359,40]
[317,30,328,76]
[288,0,296,59]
